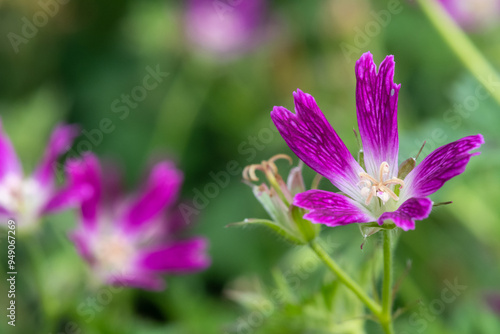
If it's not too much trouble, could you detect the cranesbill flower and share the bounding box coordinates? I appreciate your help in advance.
[0,121,82,230]
[185,0,265,57]
[69,154,210,290]
[271,52,484,231]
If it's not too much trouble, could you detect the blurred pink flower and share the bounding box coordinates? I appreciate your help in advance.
[0,120,83,229]
[438,0,500,31]
[69,154,210,290]
[185,0,266,57]
[486,292,500,316]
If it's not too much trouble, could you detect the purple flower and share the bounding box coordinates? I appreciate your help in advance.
[185,0,265,57]
[438,0,500,31]
[271,52,484,231]
[485,292,500,316]
[69,154,210,290]
[0,120,82,229]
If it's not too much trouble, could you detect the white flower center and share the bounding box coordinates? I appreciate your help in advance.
[92,233,135,276]
[0,173,45,225]
[358,162,404,205]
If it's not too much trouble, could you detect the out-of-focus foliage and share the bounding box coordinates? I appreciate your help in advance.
[0,0,499,333]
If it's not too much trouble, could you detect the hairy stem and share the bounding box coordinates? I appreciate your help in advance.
[310,237,398,333]
[380,230,395,334]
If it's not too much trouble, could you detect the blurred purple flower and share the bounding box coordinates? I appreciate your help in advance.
[438,0,500,31]
[271,52,484,231]
[486,292,500,315]
[185,0,265,57]
[69,154,210,290]
[0,120,83,229]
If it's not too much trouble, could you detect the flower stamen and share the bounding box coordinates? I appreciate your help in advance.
[242,154,292,182]
[358,161,405,205]
[243,164,265,182]
[242,154,294,205]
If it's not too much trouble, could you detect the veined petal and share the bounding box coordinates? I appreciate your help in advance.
[136,238,210,273]
[271,90,364,201]
[378,197,433,231]
[122,162,183,233]
[294,190,375,227]
[401,134,484,201]
[66,154,102,230]
[33,124,79,186]
[0,120,22,179]
[355,52,400,178]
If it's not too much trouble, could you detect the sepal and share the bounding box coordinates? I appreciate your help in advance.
[397,157,415,180]
[290,205,320,243]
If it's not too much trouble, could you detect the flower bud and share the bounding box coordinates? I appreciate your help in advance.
[230,155,319,244]
[397,157,416,180]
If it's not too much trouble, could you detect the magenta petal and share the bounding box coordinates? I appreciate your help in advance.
[43,158,95,213]
[137,238,210,273]
[378,197,433,231]
[68,231,93,263]
[66,154,102,230]
[355,52,400,178]
[0,120,22,179]
[0,206,13,217]
[33,124,79,186]
[294,190,375,227]
[271,90,364,201]
[42,180,90,214]
[122,162,183,232]
[401,134,484,200]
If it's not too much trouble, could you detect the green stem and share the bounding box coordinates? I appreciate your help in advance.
[309,240,382,317]
[380,230,394,334]
[418,0,500,106]
[24,234,56,333]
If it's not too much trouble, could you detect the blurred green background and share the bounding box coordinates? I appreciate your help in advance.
[0,0,499,333]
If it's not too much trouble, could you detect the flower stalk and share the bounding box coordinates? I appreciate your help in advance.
[381,230,395,334]
[418,0,500,107]
[310,237,397,334]
[308,240,382,319]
